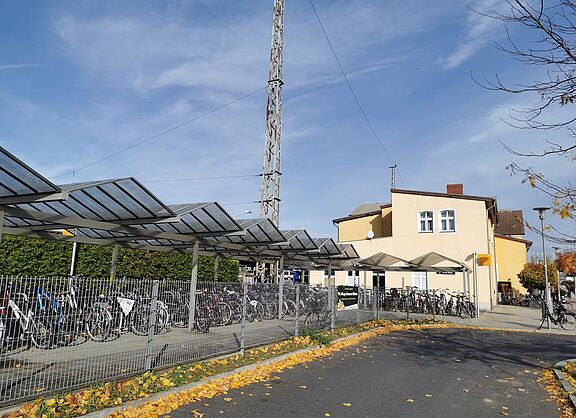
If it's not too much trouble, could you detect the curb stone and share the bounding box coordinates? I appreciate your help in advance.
[84,344,321,418]
[553,359,576,409]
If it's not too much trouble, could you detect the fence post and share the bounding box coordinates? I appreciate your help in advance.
[295,283,300,336]
[329,264,335,332]
[363,271,367,309]
[240,277,247,355]
[373,280,377,320]
[376,282,380,320]
[145,280,159,371]
[188,241,199,332]
[432,289,436,322]
[406,289,410,320]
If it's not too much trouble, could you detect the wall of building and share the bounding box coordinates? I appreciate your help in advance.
[338,214,382,242]
[495,236,528,294]
[381,206,392,237]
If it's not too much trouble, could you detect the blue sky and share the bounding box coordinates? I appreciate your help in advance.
[0,0,574,254]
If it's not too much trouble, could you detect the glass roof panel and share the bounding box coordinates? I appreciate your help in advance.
[0,147,60,199]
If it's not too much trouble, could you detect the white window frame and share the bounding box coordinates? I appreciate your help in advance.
[418,210,434,233]
[347,270,360,286]
[439,209,456,233]
[412,272,428,290]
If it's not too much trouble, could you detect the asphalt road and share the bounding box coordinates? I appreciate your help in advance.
[169,329,576,418]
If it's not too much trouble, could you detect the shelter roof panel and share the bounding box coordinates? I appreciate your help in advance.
[0,147,61,201]
[14,178,174,224]
[409,252,468,271]
[277,229,317,251]
[311,238,341,256]
[206,218,285,245]
[153,202,242,235]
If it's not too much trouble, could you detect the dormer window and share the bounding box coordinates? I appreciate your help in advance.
[418,211,434,233]
[440,209,456,232]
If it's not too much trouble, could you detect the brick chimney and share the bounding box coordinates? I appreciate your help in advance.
[446,184,464,195]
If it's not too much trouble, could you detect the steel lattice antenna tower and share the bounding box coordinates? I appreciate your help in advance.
[259,0,285,226]
[389,164,397,189]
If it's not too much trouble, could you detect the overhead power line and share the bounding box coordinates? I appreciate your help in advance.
[308,0,406,188]
[50,86,267,180]
[144,174,260,184]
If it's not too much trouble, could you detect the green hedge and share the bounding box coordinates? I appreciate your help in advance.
[0,235,239,281]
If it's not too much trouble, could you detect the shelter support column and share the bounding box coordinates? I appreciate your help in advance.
[0,210,4,245]
[110,244,119,284]
[214,256,220,281]
[278,256,284,319]
[69,242,79,276]
[188,241,200,332]
[473,253,480,318]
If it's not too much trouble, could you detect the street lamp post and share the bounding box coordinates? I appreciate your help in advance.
[553,246,562,302]
[533,207,552,327]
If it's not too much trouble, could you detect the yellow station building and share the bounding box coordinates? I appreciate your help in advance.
[309,185,531,310]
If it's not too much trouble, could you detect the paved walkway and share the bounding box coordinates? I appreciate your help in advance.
[169,328,574,417]
[379,305,573,335]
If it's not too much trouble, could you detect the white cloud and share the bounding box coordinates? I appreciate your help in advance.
[0,64,41,71]
[443,0,507,69]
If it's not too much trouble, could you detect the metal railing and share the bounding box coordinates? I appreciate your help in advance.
[0,276,373,406]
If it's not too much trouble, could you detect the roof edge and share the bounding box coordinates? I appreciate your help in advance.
[332,210,382,224]
[495,233,533,248]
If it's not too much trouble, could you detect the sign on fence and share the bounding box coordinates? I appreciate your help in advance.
[337,285,358,310]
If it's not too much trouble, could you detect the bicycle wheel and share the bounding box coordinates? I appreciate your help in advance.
[217,302,232,326]
[85,304,112,342]
[156,304,170,332]
[195,307,210,333]
[284,300,296,317]
[560,312,576,331]
[130,305,149,336]
[171,304,189,328]
[303,312,317,333]
[227,300,242,324]
[251,301,264,320]
[30,317,52,349]
[262,301,277,320]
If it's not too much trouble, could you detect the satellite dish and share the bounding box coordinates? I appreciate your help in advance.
[367,230,375,239]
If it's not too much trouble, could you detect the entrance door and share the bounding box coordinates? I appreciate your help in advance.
[412,272,428,290]
[372,271,386,288]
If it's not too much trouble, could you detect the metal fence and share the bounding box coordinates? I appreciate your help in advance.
[0,276,374,407]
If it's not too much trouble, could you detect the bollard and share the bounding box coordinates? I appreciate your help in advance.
[295,284,300,336]
[145,280,159,371]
